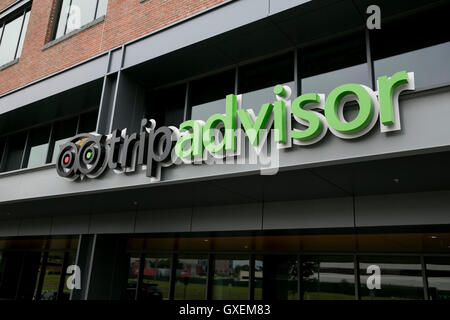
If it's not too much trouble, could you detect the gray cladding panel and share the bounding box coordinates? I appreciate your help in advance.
[18,217,52,236]
[51,215,90,235]
[191,203,262,232]
[135,208,192,233]
[123,0,270,69]
[263,197,354,229]
[89,211,136,234]
[355,190,450,227]
[0,54,108,115]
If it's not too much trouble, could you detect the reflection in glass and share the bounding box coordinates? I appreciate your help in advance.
[96,0,109,18]
[50,117,78,163]
[67,0,97,33]
[0,14,23,66]
[174,255,208,300]
[77,110,98,134]
[359,256,424,300]
[239,53,294,95]
[124,254,140,300]
[190,70,234,121]
[260,255,298,300]
[374,42,450,90]
[254,257,263,300]
[300,32,369,95]
[61,252,75,300]
[26,125,50,168]
[147,84,186,127]
[38,253,64,300]
[140,255,171,300]
[16,10,30,59]
[55,0,71,39]
[241,81,295,115]
[213,255,249,300]
[302,256,355,300]
[3,131,27,172]
[370,3,450,90]
[426,257,450,300]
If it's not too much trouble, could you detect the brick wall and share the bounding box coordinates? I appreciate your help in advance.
[0,0,227,95]
[0,0,16,11]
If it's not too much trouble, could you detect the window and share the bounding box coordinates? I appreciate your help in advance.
[301,256,355,300]
[238,53,294,114]
[3,131,27,172]
[140,255,171,300]
[257,255,298,300]
[371,3,450,90]
[24,125,51,169]
[300,32,369,95]
[426,257,450,300]
[147,84,186,127]
[54,0,108,39]
[190,70,235,121]
[0,8,30,66]
[359,256,424,300]
[174,255,208,300]
[0,110,98,174]
[213,255,250,300]
[50,117,78,164]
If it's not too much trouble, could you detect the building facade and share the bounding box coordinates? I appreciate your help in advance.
[0,0,450,301]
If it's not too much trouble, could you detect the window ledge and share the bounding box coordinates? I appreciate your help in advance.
[0,58,19,72]
[42,15,105,51]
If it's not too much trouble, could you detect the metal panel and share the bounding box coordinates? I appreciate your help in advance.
[18,217,52,236]
[89,211,136,234]
[51,214,90,235]
[263,197,354,229]
[0,54,108,115]
[135,208,192,233]
[0,219,20,236]
[191,203,262,232]
[355,191,450,227]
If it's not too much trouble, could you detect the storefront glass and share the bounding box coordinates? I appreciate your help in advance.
[213,255,249,300]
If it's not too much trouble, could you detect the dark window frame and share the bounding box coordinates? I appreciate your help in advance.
[0,108,99,174]
[51,0,106,41]
[0,5,31,66]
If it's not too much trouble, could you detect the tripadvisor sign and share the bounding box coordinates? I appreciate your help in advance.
[57,71,414,181]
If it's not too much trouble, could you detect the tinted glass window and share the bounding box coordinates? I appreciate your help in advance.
[37,253,64,300]
[258,255,298,300]
[139,255,171,300]
[0,12,26,66]
[147,84,186,127]
[0,137,5,170]
[239,53,294,114]
[50,117,78,163]
[426,257,450,300]
[55,0,108,38]
[190,70,235,121]
[77,111,98,133]
[124,254,140,300]
[174,255,208,300]
[25,125,51,169]
[301,256,355,300]
[301,32,369,95]
[359,256,424,300]
[213,255,249,300]
[371,3,450,89]
[16,10,29,58]
[3,131,27,172]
